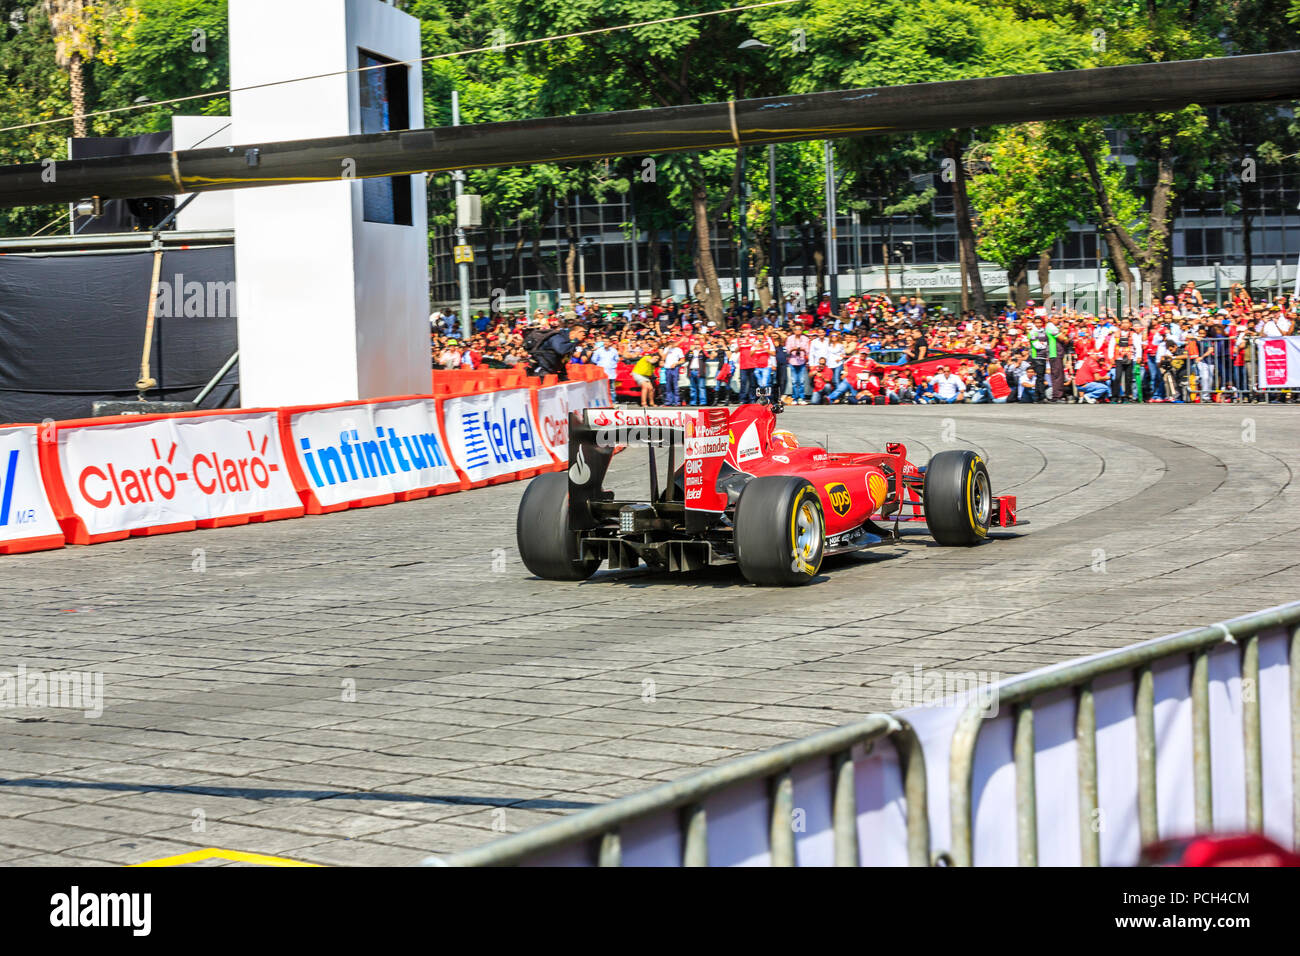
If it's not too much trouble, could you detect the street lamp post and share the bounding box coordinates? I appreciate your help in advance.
[628,162,640,307]
[769,143,780,310]
[738,146,748,309]
[824,141,839,313]
[451,90,472,340]
[737,39,775,315]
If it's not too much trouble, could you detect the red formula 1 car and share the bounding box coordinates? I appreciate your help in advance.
[516,401,1018,586]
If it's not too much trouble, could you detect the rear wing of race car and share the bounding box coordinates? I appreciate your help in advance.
[567,406,730,533]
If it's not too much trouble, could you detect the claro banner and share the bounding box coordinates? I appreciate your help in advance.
[442,387,555,483]
[283,397,463,512]
[1258,336,1300,389]
[42,410,303,544]
[0,425,64,554]
[536,380,613,462]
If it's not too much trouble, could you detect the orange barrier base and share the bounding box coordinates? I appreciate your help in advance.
[0,533,66,555]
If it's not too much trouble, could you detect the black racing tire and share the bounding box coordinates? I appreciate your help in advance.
[733,476,825,586]
[516,473,600,581]
[922,450,992,546]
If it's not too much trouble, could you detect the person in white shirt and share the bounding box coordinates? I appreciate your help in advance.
[591,339,620,381]
[930,365,966,404]
[661,342,685,406]
[1260,311,1291,338]
[826,333,847,383]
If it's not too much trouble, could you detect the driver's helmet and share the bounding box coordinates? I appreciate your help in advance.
[770,429,800,450]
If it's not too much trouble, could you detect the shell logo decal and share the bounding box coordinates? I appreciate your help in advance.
[867,472,888,509]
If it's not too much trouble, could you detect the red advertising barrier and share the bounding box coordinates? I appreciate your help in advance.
[440,383,559,490]
[279,394,466,514]
[39,408,304,545]
[4,370,614,556]
[0,424,65,554]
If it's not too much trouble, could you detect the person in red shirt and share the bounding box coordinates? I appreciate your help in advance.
[736,323,765,403]
[1074,351,1110,403]
[816,295,833,323]
[843,350,880,402]
[982,361,1013,403]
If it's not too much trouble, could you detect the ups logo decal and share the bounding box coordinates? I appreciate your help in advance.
[825,482,852,517]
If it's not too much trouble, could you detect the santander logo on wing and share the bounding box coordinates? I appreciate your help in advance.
[568,446,592,484]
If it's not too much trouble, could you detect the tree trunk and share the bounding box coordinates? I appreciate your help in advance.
[1101,227,1132,315]
[1037,249,1053,307]
[813,244,825,302]
[751,238,771,312]
[69,53,88,139]
[691,183,723,324]
[1077,142,1142,315]
[1243,211,1254,293]
[1007,256,1030,308]
[1141,150,1176,303]
[945,136,987,317]
[564,197,577,311]
[882,221,891,298]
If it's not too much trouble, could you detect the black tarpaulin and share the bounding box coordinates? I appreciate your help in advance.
[0,246,239,423]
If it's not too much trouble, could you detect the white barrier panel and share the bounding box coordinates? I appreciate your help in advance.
[536,384,571,461]
[0,426,63,551]
[523,737,911,867]
[515,608,1294,866]
[910,624,1294,866]
[58,412,301,537]
[442,388,551,482]
[288,399,459,508]
[1258,336,1300,388]
[581,377,613,409]
[536,380,613,462]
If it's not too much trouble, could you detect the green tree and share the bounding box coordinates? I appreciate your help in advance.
[759,0,1089,316]
[968,122,1129,307]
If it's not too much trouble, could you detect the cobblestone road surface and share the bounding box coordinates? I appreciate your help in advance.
[1,405,1295,865]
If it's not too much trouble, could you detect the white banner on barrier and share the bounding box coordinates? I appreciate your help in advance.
[443,388,550,481]
[289,399,458,507]
[59,412,300,534]
[1257,336,1300,388]
[0,426,62,544]
[524,615,1295,866]
[536,385,571,461]
[535,380,612,462]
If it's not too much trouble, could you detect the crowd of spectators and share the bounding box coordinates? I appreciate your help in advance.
[430,280,1297,406]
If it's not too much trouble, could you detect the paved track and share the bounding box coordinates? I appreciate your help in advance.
[1,405,1296,866]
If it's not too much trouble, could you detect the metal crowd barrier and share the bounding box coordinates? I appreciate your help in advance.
[427,714,930,867]
[948,601,1300,866]
[1142,336,1292,403]
[427,602,1298,867]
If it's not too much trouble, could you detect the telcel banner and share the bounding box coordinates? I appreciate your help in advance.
[49,411,303,543]
[0,425,63,554]
[443,388,553,482]
[286,398,461,511]
[1258,336,1300,389]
